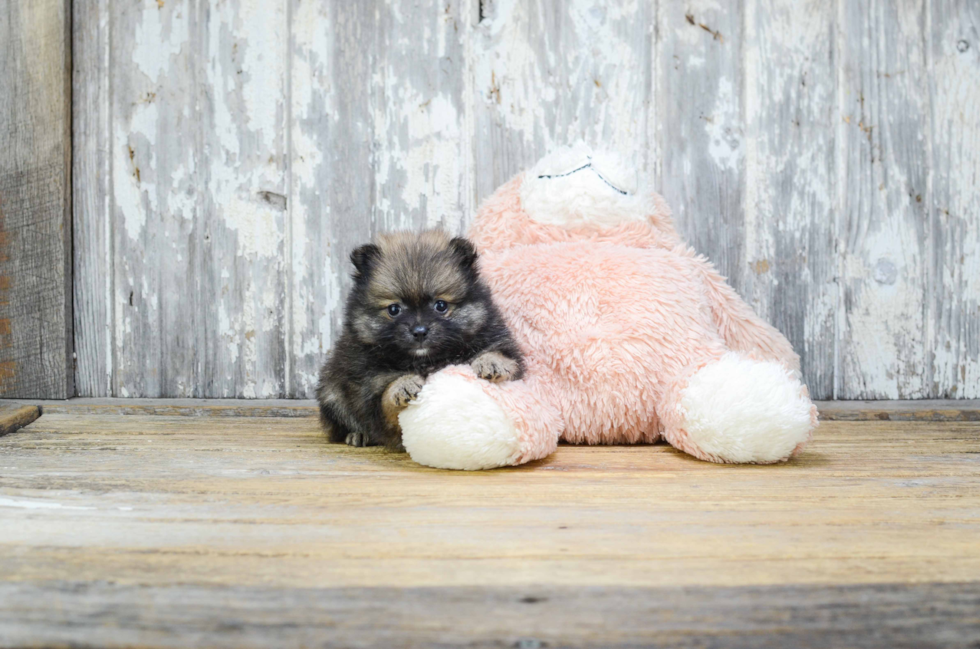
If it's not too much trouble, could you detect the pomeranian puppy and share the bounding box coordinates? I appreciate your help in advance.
[316,230,524,450]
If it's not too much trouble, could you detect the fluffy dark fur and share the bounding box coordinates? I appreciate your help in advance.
[316,230,524,450]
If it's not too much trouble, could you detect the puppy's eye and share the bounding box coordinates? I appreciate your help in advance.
[433,300,449,314]
[386,304,401,317]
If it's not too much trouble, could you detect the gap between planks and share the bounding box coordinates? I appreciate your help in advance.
[0,398,978,421]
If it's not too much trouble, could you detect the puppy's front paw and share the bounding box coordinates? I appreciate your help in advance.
[383,374,426,410]
[382,374,426,428]
[346,432,370,447]
[470,351,520,383]
[385,374,425,408]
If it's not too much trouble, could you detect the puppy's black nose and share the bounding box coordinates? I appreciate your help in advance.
[412,325,429,340]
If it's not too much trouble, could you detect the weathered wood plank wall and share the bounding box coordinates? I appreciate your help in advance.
[72,0,979,400]
[0,0,73,399]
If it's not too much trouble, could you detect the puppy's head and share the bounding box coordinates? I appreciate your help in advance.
[347,230,488,360]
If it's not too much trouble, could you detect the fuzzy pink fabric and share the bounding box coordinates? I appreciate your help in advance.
[442,174,817,464]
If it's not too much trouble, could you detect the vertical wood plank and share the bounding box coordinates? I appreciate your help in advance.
[740,0,837,398]
[658,0,743,283]
[0,0,73,399]
[471,0,655,204]
[201,0,288,398]
[287,0,371,399]
[109,0,197,397]
[370,1,473,234]
[929,0,980,398]
[73,0,112,397]
[288,0,472,397]
[107,0,287,398]
[838,0,931,398]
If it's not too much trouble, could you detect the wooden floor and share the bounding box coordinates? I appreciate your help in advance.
[1,402,979,647]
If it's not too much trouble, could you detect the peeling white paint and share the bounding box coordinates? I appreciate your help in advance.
[929,9,980,398]
[219,303,239,365]
[222,197,283,259]
[239,0,285,137]
[167,164,196,220]
[705,78,742,172]
[132,0,188,83]
[381,89,464,227]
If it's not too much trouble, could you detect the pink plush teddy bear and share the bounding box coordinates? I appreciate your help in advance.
[400,145,818,470]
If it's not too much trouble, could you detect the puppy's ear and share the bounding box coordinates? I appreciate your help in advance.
[449,237,478,269]
[350,243,380,276]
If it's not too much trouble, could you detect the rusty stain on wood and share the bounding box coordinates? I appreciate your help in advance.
[684,13,724,42]
[750,259,770,275]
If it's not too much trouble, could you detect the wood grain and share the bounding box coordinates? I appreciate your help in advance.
[816,398,980,421]
[0,404,39,437]
[2,415,979,589]
[838,0,932,399]
[1,581,978,648]
[106,0,199,397]
[2,397,320,418]
[929,0,980,398]
[105,0,289,399]
[0,0,72,399]
[741,0,837,398]
[1,413,979,646]
[72,0,112,397]
[659,0,743,285]
[202,0,289,399]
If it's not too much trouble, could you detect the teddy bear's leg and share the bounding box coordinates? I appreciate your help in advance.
[657,352,817,464]
[699,262,803,374]
[398,365,563,470]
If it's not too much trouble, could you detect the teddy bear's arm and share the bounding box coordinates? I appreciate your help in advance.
[699,262,802,374]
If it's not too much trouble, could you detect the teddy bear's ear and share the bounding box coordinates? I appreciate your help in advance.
[449,237,478,269]
[350,243,380,276]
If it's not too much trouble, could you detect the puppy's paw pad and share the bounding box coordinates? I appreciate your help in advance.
[471,352,519,383]
[345,432,368,447]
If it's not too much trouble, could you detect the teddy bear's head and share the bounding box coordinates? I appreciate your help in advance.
[467,143,680,253]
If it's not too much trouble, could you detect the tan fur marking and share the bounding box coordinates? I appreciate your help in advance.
[366,230,469,305]
[454,302,487,332]
[352,313,382,343]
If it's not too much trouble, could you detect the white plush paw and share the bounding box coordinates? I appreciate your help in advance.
[399,370,521,470]
[679,353,815,464]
